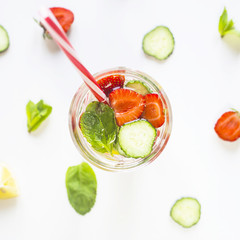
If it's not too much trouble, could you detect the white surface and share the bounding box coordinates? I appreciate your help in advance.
[0,0,240,239]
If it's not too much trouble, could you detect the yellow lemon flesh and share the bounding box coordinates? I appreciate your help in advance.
[0,164,18,199]
[112,149,120,155]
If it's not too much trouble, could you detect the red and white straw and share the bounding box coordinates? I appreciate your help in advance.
[39,8,107,103]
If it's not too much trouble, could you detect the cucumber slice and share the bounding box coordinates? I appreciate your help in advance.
[125,81,151,96]
[170,197,201,228]
[0,26,9,53]
[119,120,156,158]
[142,26,174,60]
[114,141,128,157]
[113,136,127,157]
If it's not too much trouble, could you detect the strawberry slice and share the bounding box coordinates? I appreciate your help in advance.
[98,75,125,96]
[142,94,165,128]
[50,7,74,33]
[214,110,240,141]
[109,89,145,126]
[38,7,74,39]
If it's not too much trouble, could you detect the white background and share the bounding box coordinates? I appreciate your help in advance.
[0,0,240,239]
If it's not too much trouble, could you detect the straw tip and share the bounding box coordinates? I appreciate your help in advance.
[39,7,50,19]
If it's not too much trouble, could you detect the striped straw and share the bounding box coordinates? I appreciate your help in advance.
[39,7,108,103]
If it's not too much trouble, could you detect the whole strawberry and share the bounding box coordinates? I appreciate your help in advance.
[214,110,240,142]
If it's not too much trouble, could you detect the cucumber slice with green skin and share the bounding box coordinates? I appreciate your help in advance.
[125,81,151,96]
[0,26,9,53]
[142,26,174,60]
[114,141,128,157]
[170,197,201,228]
[119,120,156,158]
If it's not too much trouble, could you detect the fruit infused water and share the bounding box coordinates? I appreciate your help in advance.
[69,68,172,171]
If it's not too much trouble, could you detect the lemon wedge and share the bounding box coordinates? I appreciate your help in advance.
[0,164,18,199]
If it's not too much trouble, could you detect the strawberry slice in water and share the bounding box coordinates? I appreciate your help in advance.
[109,89,145,126]
[98,75,125,96]
[142,93,165,128]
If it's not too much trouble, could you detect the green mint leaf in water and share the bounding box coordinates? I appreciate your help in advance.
[26,100,52,132]
[218,8,235,37]
[80,101,117,154]
[66,162,97,215]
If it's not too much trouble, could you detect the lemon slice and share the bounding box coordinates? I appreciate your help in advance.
[0,164,18,199]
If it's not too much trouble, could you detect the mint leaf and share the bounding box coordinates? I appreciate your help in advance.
[219,8,235,37]
[219,8,228,35]
[226,19,234,32]
[66,162,97,215]
[26,100,52,132]
[80,101,117,154]
[218,8,240,49]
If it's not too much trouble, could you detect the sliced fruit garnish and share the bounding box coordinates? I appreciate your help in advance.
[142,93,165,128]
[214,110,240,142]
[0,164,18,199]
[38,7,74,39]
[170,197,201,228]
[0,25,10,53]
[118,120,156,158]
[50,7,74,33]
[98,75,125,96]
[142,26,175,60]
[109,89,145,126]
[125,80,151,96]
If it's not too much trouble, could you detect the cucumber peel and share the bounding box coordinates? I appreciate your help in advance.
[142,26,174,60]
[0,26,9,53]
[113,141,128,157]
[170,197,201,228]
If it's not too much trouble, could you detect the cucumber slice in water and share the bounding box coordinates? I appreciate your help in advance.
[125,81,151,96]
[170,197,201,228]
[114,141,128,157]
[142,26,174,60]
[118,120,156,158]
[0,26,9,53]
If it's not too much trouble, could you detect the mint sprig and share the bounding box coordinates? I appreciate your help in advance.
[80,101,117,155]
[219,8,237,37]
[26,100,52,132]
